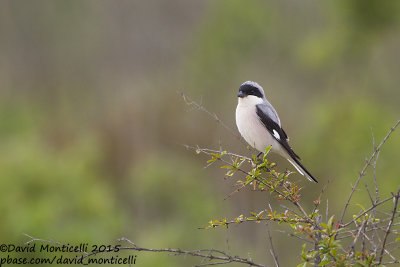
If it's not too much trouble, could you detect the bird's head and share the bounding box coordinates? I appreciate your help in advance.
[237,81,265,104]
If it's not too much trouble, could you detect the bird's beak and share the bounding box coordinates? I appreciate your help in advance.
[237,91,245,98]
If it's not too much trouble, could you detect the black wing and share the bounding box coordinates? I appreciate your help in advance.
[256,104,318,183]
[256,104,300,160]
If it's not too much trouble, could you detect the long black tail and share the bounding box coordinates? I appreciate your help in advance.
[287,156,318,183]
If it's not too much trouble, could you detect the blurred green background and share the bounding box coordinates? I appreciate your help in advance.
[1,1,399,266]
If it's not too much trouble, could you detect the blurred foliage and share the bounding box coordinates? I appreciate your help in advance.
[0,0,399,266]
[187,0,274,92]
[0,102,124,236]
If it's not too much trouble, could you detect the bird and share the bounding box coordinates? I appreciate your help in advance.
[235,81,318,183]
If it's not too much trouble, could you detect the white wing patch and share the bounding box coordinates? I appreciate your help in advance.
[272,129,280,140]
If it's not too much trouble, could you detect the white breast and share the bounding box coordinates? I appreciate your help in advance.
[235,96,286,156]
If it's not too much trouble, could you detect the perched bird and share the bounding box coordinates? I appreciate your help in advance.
[235,81,317,183]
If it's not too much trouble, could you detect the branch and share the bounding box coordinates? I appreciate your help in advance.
[185,145,312,221]
[349,220,366,255]
[340,195,394,228]
[340,119,400,224]
[183,145,252,162]
[266,222,280,267]
[378,187,400,264]
[23,233,89,255]
[179,91,242,140]
[202,211,311,230]
[23,234,266,267]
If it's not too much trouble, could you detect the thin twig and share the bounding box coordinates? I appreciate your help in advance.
[184,145,252,162]
[371,126,380,206]
[378,187,400,264]
[24,234,266,267]
[266,222,280,267]
[312,180,330,216]
[326,199,329,223]
[340,119,400,224]
[341,195,394,228]
[314,215,323,265]
[186,145,312,221]
[349,220,366,255]
[195,261,232,266]
[23,233,89,255]
[275,230,314,243]
[358,230,397,262]
[199,212,311,229]
[179,91,241,140]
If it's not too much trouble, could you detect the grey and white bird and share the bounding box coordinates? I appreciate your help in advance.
[235,81,317,183]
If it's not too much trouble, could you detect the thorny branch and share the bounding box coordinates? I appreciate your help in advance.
[186,119,400,265]
[23,233,89,255]
[23,97,400,267]
[266,222,280,267]
[340,119,400,224]
[184,144,312,221]
[340,195,394,228]
[378,187,400,264]
[23,234,266,267]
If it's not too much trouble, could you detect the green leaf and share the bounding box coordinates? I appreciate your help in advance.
[355,260,366,266]
[319,255,331,265]
[331,248,337,257]
[235,214,243,223]
[356,203,366,211]
[301,244,306,259]
[327,215,335,226]
[263,146,272,160]
[320,223,328,229]
[327,215,335,232]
